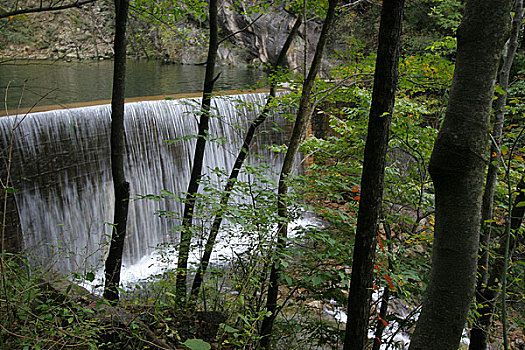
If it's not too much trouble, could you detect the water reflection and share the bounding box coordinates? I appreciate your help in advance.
[0,60,265,109]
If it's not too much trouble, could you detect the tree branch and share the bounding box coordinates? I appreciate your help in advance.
[0,0,97,19]
[218,12,264,45]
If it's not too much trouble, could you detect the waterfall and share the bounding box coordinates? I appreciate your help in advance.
[0,92,288,274]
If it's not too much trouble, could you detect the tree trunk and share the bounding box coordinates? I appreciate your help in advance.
[259,1,337,348]
[409,1,512,349]
[372,222,394,350]
[470,2,524,348]
[469,174,525,350]
[190,16,302,297]
[175,0,219,301]
[103,0,130,303]
[343,1,404,349]
[476,0,524,290]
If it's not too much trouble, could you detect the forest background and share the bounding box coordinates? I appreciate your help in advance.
[0,0,524,349]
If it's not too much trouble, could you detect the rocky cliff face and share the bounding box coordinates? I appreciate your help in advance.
[0,0,115,60]
[216,1,320,70]
[0,0,324,70]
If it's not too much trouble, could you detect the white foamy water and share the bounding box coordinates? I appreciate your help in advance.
[322,288,471,349]
[80,214,323,294]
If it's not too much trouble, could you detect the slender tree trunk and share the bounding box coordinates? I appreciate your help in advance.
[259,2,337,348]
[343,1,404,349]
[409,1,512,349]
[190,16,302,297]
[371,288,390,350]
[477,0,524,290]
[103,0,130,303]
[372,222,394,350]
[175,0,219,300]
[469,174,525,349]
[470,2,524,348]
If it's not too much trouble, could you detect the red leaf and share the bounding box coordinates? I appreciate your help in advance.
[384,274,395,290]
[377,313,389,327]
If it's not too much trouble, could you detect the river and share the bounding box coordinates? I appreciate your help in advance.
[0,59,265,110]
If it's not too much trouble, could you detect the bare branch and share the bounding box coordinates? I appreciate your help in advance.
[0,0,97,19]
[218,12,264,45]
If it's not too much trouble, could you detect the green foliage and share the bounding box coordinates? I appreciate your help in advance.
[0,256,104,349]
[182,338,211,350]
[292,49,448,343]
[399,48,454,97]
[3,1,525,346]
[429,0,464,35]
[131,0,207,24]
[281,0,331,18]
[1,14,34,45]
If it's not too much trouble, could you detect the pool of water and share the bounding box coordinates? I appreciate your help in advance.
[0,59,265,109]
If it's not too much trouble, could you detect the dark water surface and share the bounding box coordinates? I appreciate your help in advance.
[0,59,265,109]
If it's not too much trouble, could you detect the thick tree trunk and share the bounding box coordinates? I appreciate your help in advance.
[190,16,302,297]
[103,0,130,303]
[409,1,512,349]
[258,2,337,348]
[343,1,404,349]
[469,175,525,349]
[175,0,219,300]
[470,2,524,348]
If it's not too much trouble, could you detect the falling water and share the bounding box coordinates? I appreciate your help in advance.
[0,92,289,274]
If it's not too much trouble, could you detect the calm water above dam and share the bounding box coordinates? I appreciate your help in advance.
[0,59,265,109]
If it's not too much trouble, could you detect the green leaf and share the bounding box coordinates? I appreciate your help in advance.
[4,187,18,194]
[494,84,506,96]
[312,276,323,286]
[222,324,239,333]
[85,272,95,282]
[515,201,525,208]
[182,339,211,350]
[284,274,293,285]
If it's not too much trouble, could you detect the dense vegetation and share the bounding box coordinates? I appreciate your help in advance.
[1,0,524,349]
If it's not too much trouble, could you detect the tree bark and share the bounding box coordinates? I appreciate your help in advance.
[343,1,404,349]
[175,0,219,300]
[372,222,394,350]
[476,0,524,290]
[103,0,130,303]
[409,1,512,349]
[470,2,524,348]
[190,16,302,297]
[259,1,337,348]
